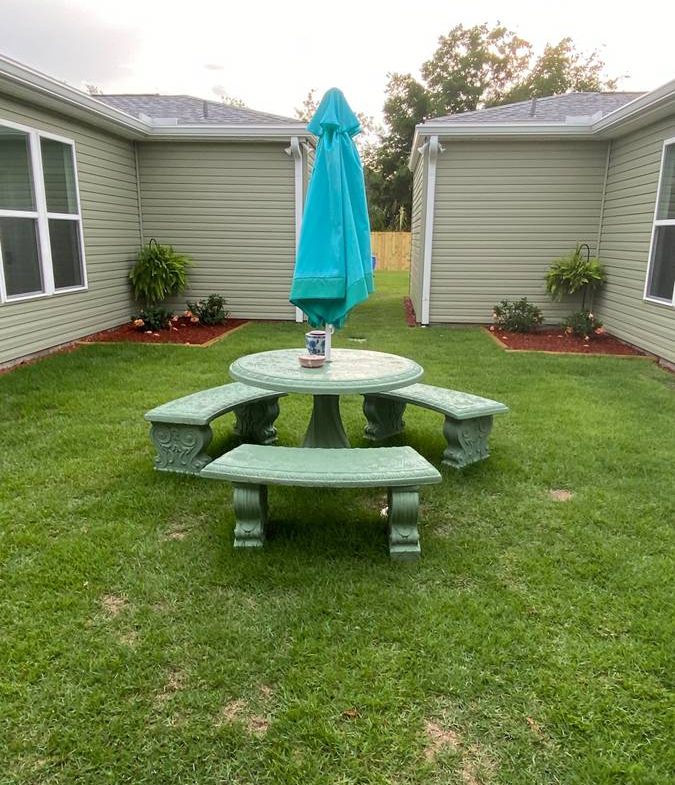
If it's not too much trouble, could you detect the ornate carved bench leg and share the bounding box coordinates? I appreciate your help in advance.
[387,486,421,561]
[363,395,406,441]
[149,422,213,474]
[232,483,267,549]
[442,415,493,468]
[234,398,281,445]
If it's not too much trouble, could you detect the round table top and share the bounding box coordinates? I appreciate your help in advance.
[230,348,423,395]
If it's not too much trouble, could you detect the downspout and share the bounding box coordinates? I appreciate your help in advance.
[133,141,144,246]
[596,140,612,257]
[286,136,305,322]
[421,135,440,325]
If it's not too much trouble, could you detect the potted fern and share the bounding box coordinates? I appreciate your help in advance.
[545,244,607,338]
[128,239,191,331]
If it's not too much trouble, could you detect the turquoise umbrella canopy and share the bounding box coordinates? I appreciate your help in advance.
[290,88,374,329]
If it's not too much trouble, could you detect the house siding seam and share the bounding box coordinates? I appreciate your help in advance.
[428,140,608,324]
[596,115,675,363]
[409,153,425,319]
[136,141,296,320]
[0,93,140,366]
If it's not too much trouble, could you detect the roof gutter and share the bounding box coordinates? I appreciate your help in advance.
[0,54,148,138]
[410,122,595,168]
[0,54,313,143]
[410,78,675,166]
[145,124,310,142]
[592,79,675,137]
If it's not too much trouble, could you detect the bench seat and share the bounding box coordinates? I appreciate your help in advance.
[201,445,441,560]
[363,383,508,469]
[144,382,285,475]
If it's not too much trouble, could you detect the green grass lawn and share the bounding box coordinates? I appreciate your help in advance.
[1,272,673,784]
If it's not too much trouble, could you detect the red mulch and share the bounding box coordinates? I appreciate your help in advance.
[81,316,248,345]
[487,327,646,356]
[403,297,417,326]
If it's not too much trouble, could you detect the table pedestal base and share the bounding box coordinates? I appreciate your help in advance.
[302,395,350,448]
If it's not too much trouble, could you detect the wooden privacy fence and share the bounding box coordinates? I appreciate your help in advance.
[371,232,411,271]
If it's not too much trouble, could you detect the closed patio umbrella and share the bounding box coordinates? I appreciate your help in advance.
[290,88,373,356]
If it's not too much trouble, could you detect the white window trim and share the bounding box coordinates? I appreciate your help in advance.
[644,136,675,307]
[0,117,87,304]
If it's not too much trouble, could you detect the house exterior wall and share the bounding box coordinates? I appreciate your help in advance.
[428,140,608,323]
[0,94,140,366]
[596,115,675,363]
[136,141,296,320]
[409,153,425,318]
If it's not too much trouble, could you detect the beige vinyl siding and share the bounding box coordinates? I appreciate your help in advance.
[137,141,296,320]
[0,94,140,366]
[409,154,425,319]
[428,140,607,323]
[596,116,675,363]
[304,143,315,201]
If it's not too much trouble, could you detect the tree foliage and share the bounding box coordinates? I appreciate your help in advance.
[368,23,617,229]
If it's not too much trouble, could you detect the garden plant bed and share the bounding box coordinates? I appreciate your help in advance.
[486,326,646,356]
[82,316,248,346]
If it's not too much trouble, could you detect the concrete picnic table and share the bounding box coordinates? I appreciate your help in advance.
[229,348,423,449]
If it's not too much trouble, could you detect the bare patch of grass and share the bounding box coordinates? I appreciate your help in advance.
[216,697,270,736]
[217,699,247,725]
[118,630,138,647]
[549,489,574,502]
[154,669,186,707]
[100,594,128,617]
[424,720,461,761]
[246,715,269,736]
[461,744,497,785]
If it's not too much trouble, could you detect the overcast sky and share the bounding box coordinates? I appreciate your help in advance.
[1,0,673,124]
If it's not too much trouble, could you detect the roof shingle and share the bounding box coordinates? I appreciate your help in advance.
[431,92,645,125]
[96,94,299,125]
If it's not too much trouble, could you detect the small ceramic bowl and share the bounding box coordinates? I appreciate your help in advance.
[298,354,325,368]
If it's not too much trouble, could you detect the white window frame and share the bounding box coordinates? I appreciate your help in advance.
[644,136,675,307]
[0,117,87,304]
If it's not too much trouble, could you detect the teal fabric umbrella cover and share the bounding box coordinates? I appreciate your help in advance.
[290,88,373,329]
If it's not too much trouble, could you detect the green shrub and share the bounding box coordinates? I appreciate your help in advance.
[186,294,229,326]
[562,310,603,339]
[129,239,191,307]
[133,307,173,332]
[545,244,607,309]
[492,298,544,333]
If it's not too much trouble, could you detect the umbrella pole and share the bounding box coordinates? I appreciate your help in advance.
[324,324,333,362]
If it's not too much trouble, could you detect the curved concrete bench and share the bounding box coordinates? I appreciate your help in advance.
[144,382,286,475]
[201,444,441,561]
[363,383,508,469]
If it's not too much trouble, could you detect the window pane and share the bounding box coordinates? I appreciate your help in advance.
[0,217,43,296]
[656,145,675,220]
[49,219,83,289]
[0,125,35,211]
[41,138,78,214]
[648,225,675,301]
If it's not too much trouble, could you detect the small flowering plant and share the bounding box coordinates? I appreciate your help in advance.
[492,298,544,333]
[562,310,603,339]
[185,294,229,326]
[132,307,173,332]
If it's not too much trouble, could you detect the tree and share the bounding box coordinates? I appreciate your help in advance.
[368,23,617,229]
[421,23,531,115]
[495,37,617,105]
[294,89,319,122]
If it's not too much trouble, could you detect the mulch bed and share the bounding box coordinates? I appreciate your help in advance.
[403,297,417,327]
[81,316,248,345]
[402,296,644,356]
[487,327,646,356]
